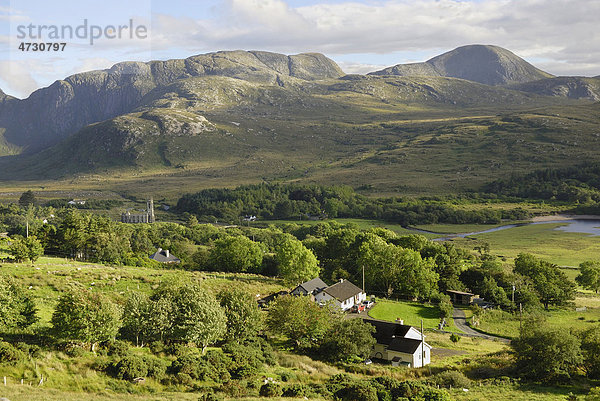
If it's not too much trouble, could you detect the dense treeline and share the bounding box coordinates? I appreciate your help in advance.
[483,163,600,205]
[176,183,530,225]
[0,202,579,311]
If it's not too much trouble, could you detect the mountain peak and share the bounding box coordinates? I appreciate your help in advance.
[370,44,553,86]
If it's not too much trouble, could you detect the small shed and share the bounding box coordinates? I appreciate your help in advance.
[447,290,476,305]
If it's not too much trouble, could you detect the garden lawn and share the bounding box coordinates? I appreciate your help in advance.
[367,299,460,332]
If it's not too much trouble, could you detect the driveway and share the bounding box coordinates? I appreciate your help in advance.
[452,308,510,344]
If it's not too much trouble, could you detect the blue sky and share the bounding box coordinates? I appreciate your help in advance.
[1,0,598,98]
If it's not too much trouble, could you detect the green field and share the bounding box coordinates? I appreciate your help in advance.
[473,306,600,340]
[448,222,600,267]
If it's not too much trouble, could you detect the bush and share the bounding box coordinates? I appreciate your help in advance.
[334,381,378,401]
[222,341,264,378]
[169,351,232,383]
[450,333,461,343]
[259,382,283,397]
[14,342,42,358]
[282,383,307,397]
[429,370,472,388]
[149,341,165,355]
[114,355,148,380]
[101,340,129,357]
[198,391,225,401]
[0,341,26,364]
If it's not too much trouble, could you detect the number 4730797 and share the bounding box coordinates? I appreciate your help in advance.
[18,42,66,51]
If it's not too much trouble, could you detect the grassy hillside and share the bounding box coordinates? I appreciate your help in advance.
[1,76,597,200]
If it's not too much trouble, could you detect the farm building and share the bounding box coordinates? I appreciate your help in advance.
[447,289,477,305]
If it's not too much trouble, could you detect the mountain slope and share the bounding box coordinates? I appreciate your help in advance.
[370,45,553,86]
[510,76,600,101]
[0,51,343,153]
[0,72,584,184]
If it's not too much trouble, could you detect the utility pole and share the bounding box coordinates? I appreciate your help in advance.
[421,319,425,368]
[512,284,515,304]
[362,265,365,294]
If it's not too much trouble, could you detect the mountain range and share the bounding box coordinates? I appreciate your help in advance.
[0,45,599,197]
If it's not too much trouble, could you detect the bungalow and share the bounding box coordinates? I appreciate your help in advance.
[314,279,366,311]
[291,277,328,297]
[149,248,181,264]
[364,319,431,368]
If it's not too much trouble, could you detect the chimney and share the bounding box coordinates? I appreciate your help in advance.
[339,279,344,283]
[157,247,162,254]
[165,249,169,257]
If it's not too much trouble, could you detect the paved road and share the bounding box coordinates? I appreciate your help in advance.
[452,308,510,344]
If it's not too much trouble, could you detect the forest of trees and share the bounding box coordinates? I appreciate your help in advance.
[483,162,600,206]
[176,183,530,225]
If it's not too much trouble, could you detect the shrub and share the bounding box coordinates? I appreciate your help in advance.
[0,341,26,364]
[149,341,165,354]
[14,342,42,358]
[101,340,129,357]
[450,333,461,343]
[282,383,307,397]
[419,387,453,401]
[169,351,232,383]
[115,355,148,380]
[278,370,296,382]
[334,381,378,401]
[429,370,472,388]
[198,391,225,401]
[222,342,263,378]
[259,382,283,397]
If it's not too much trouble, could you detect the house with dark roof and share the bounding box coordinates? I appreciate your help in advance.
[149,248,181,264]
[291,278,329,297]
[314,279,366,311]
[363,319,431,368]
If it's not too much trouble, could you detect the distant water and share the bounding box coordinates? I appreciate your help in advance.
[425,219,600,241]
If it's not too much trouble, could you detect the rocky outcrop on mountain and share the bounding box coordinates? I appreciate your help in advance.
[370,45,553,86]
[0,51,343,152]
[511,77,600,100]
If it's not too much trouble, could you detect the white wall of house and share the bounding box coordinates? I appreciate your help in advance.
[410,343,431,368]
[314,290,367,311]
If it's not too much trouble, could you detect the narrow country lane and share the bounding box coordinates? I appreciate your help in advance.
[452,308,511,344]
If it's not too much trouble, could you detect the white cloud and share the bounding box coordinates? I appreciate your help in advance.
[336,61,386,75]
[0,60,42,98]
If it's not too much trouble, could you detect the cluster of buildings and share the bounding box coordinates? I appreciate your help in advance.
[268,277,431,368]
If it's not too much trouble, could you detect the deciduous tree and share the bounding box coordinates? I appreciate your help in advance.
[576,261,600,294]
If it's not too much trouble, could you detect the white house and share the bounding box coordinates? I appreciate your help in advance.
[364,319,431,368]
[314,279,366,311]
